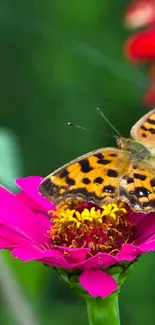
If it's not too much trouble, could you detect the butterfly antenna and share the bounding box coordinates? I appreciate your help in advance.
[68,122,104,136]
[97,107,122,137]
[68,122,91,132]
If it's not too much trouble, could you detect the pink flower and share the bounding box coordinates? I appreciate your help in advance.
[1,176,155,298]
[124,0,155,28]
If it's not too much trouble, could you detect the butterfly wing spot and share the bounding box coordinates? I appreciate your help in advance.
[79,159,93,173]
[94,177,104,184]
[127,177,134,184]
[147,118,155,125]
[93,153,104,159]
[150,179,155,187]
[133,173,147,181]
[109,153,117,157]
[82,177,91,185]
[65,177,76,186]
[107,169,118,178]
[142,133,147,138]
[129,187,151,198]
[59,169,69,178]
[97,159,112,165]
[103,185,116,194]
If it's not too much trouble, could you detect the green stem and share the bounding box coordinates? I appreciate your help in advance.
[86,294,120,325]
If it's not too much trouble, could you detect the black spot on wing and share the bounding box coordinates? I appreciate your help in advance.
[66,177,75,186]
[148,128,155,134]
[133,173,147,181]
[107,169,118,178]
[151,179,155,187]
[79,159,93,173]
[134,187,151,198]
[59,169,69,178]
[109,153,117,157]
[103,185,115,193]
[93,153,104,159]
[94,177,103,184]
[147,118,155,125]
[142,133,147,138]
[127,177,134,184]
[97,159,111,165]
[141,125,147,131]
[82,177,91,184]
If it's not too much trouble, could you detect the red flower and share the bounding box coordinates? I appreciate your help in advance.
[124,1,155,106]
[124,27,155,60]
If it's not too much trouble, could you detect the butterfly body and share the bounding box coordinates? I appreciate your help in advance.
[39,109,155,213]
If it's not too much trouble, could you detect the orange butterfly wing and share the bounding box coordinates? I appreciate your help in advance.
[39,148,129,206]
[131,108,155,145]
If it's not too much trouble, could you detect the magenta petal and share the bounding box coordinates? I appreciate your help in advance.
[0,238,16,249]
[44,249,65,258]
[16,176,55,212]
[139,235,155,251]
[117,243,143,261]
[79,269,117,298]
[55,246,90,263]
[12,246,45,262]
[77,252,116,269]
[0,186,51,244]
[135,213,155,244]
[12,246,67,267]
[0,222,35,246]
[16,192,43,211]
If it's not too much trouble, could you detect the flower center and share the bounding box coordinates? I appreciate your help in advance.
[48,201,136,256]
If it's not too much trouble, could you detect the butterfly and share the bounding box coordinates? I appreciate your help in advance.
[39,109,155,213]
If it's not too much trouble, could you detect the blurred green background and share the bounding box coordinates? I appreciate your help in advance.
[0,0,154,324]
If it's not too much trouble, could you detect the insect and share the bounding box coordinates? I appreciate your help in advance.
[39,109,155,213]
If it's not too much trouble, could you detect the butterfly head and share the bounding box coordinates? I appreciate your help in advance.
[116,137,132,150]
[116,137,150,159]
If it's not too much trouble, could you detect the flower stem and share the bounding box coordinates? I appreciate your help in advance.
[86,294,120,325]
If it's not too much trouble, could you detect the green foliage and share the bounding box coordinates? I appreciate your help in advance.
[0,1,154,325]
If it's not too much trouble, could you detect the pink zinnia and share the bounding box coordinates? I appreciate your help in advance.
[1,176,155,298]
